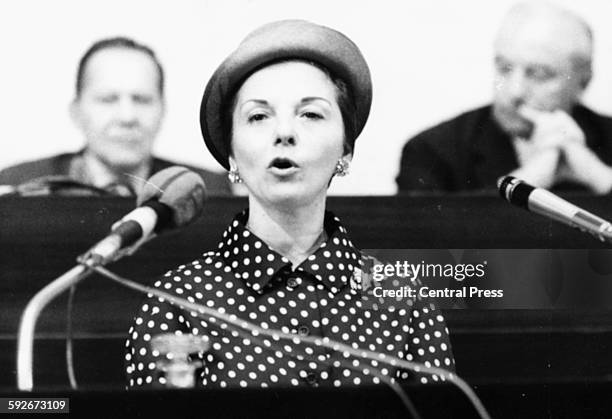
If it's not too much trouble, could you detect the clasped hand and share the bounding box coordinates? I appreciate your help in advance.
[509,106,612,194]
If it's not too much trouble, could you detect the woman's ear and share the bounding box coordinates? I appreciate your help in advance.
[228,156,238,171]
[341,152,353,164]
[227,155,245,185]
[341,139,353,161]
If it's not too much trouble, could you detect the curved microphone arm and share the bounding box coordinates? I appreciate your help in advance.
[16,265,92,391]
[15,240,155,391]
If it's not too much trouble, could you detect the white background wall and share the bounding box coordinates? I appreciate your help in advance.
[1,0,612,194]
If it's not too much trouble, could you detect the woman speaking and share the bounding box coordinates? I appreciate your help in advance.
[126,19,455,389]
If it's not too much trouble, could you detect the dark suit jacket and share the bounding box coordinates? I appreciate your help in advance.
[0,152,231,196]
[396,105,612,193]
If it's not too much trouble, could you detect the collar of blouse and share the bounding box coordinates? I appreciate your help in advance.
[217,210,362,295]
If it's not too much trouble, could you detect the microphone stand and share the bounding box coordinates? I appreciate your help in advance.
[16,264,93,391]
[16,165,204,391]
[16,239,150,391]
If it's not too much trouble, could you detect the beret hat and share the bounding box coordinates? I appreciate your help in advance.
[200,19,372,170]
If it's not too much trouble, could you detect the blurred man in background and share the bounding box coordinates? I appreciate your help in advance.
[0,37,230,196]
[396,2,612,194]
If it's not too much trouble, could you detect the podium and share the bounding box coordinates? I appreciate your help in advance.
[2,195,612,401]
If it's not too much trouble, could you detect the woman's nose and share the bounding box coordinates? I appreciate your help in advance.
[273,118,297,146]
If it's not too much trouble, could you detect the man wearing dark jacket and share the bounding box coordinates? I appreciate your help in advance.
[0,37,230,196]
[397,3,612,195]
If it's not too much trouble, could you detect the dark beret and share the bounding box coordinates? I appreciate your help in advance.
[200,19,372,170]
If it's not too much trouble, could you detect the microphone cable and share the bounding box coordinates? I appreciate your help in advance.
[93,264,421,418]
[91,264,491,419]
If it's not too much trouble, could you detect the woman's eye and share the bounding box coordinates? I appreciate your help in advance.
[247,113,267,123]
[302,111,323,120]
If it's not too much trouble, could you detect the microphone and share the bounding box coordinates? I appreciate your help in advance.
[498,176,612,243]
[17,166,206,391]
[80,166,206,266]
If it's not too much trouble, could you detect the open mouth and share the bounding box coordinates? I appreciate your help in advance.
[268,158,299,170]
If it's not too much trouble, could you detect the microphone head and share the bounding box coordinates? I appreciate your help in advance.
[138,166,207,230]
[497,176,534,209]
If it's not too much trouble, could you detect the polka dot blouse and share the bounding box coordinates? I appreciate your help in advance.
[126,210,455,389]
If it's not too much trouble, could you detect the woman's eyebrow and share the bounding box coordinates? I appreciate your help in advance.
[240,99,269,110]
[300,96,331,106]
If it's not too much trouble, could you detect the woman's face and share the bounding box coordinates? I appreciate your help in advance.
[230,60,347,207]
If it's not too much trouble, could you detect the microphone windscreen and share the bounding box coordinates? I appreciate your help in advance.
[497,175,515,200]
[498,176,534,209]
[507,181,534,209]
[137,166,207,229]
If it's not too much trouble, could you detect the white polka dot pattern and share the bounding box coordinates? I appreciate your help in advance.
[125,210,455,389]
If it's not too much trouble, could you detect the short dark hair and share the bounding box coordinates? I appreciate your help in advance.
[223,59,357,157]
[75,36,164,98]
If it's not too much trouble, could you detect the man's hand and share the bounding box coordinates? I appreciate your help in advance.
[512,106,612,194]
[509,146,560,190]
[518,106,585,148]
[557,141,612,194]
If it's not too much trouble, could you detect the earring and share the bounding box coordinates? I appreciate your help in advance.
[334,158,350,177]
[228,167,243,183]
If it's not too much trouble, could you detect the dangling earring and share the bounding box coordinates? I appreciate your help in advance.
[334,158,350,177]
[228,167,243,183]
